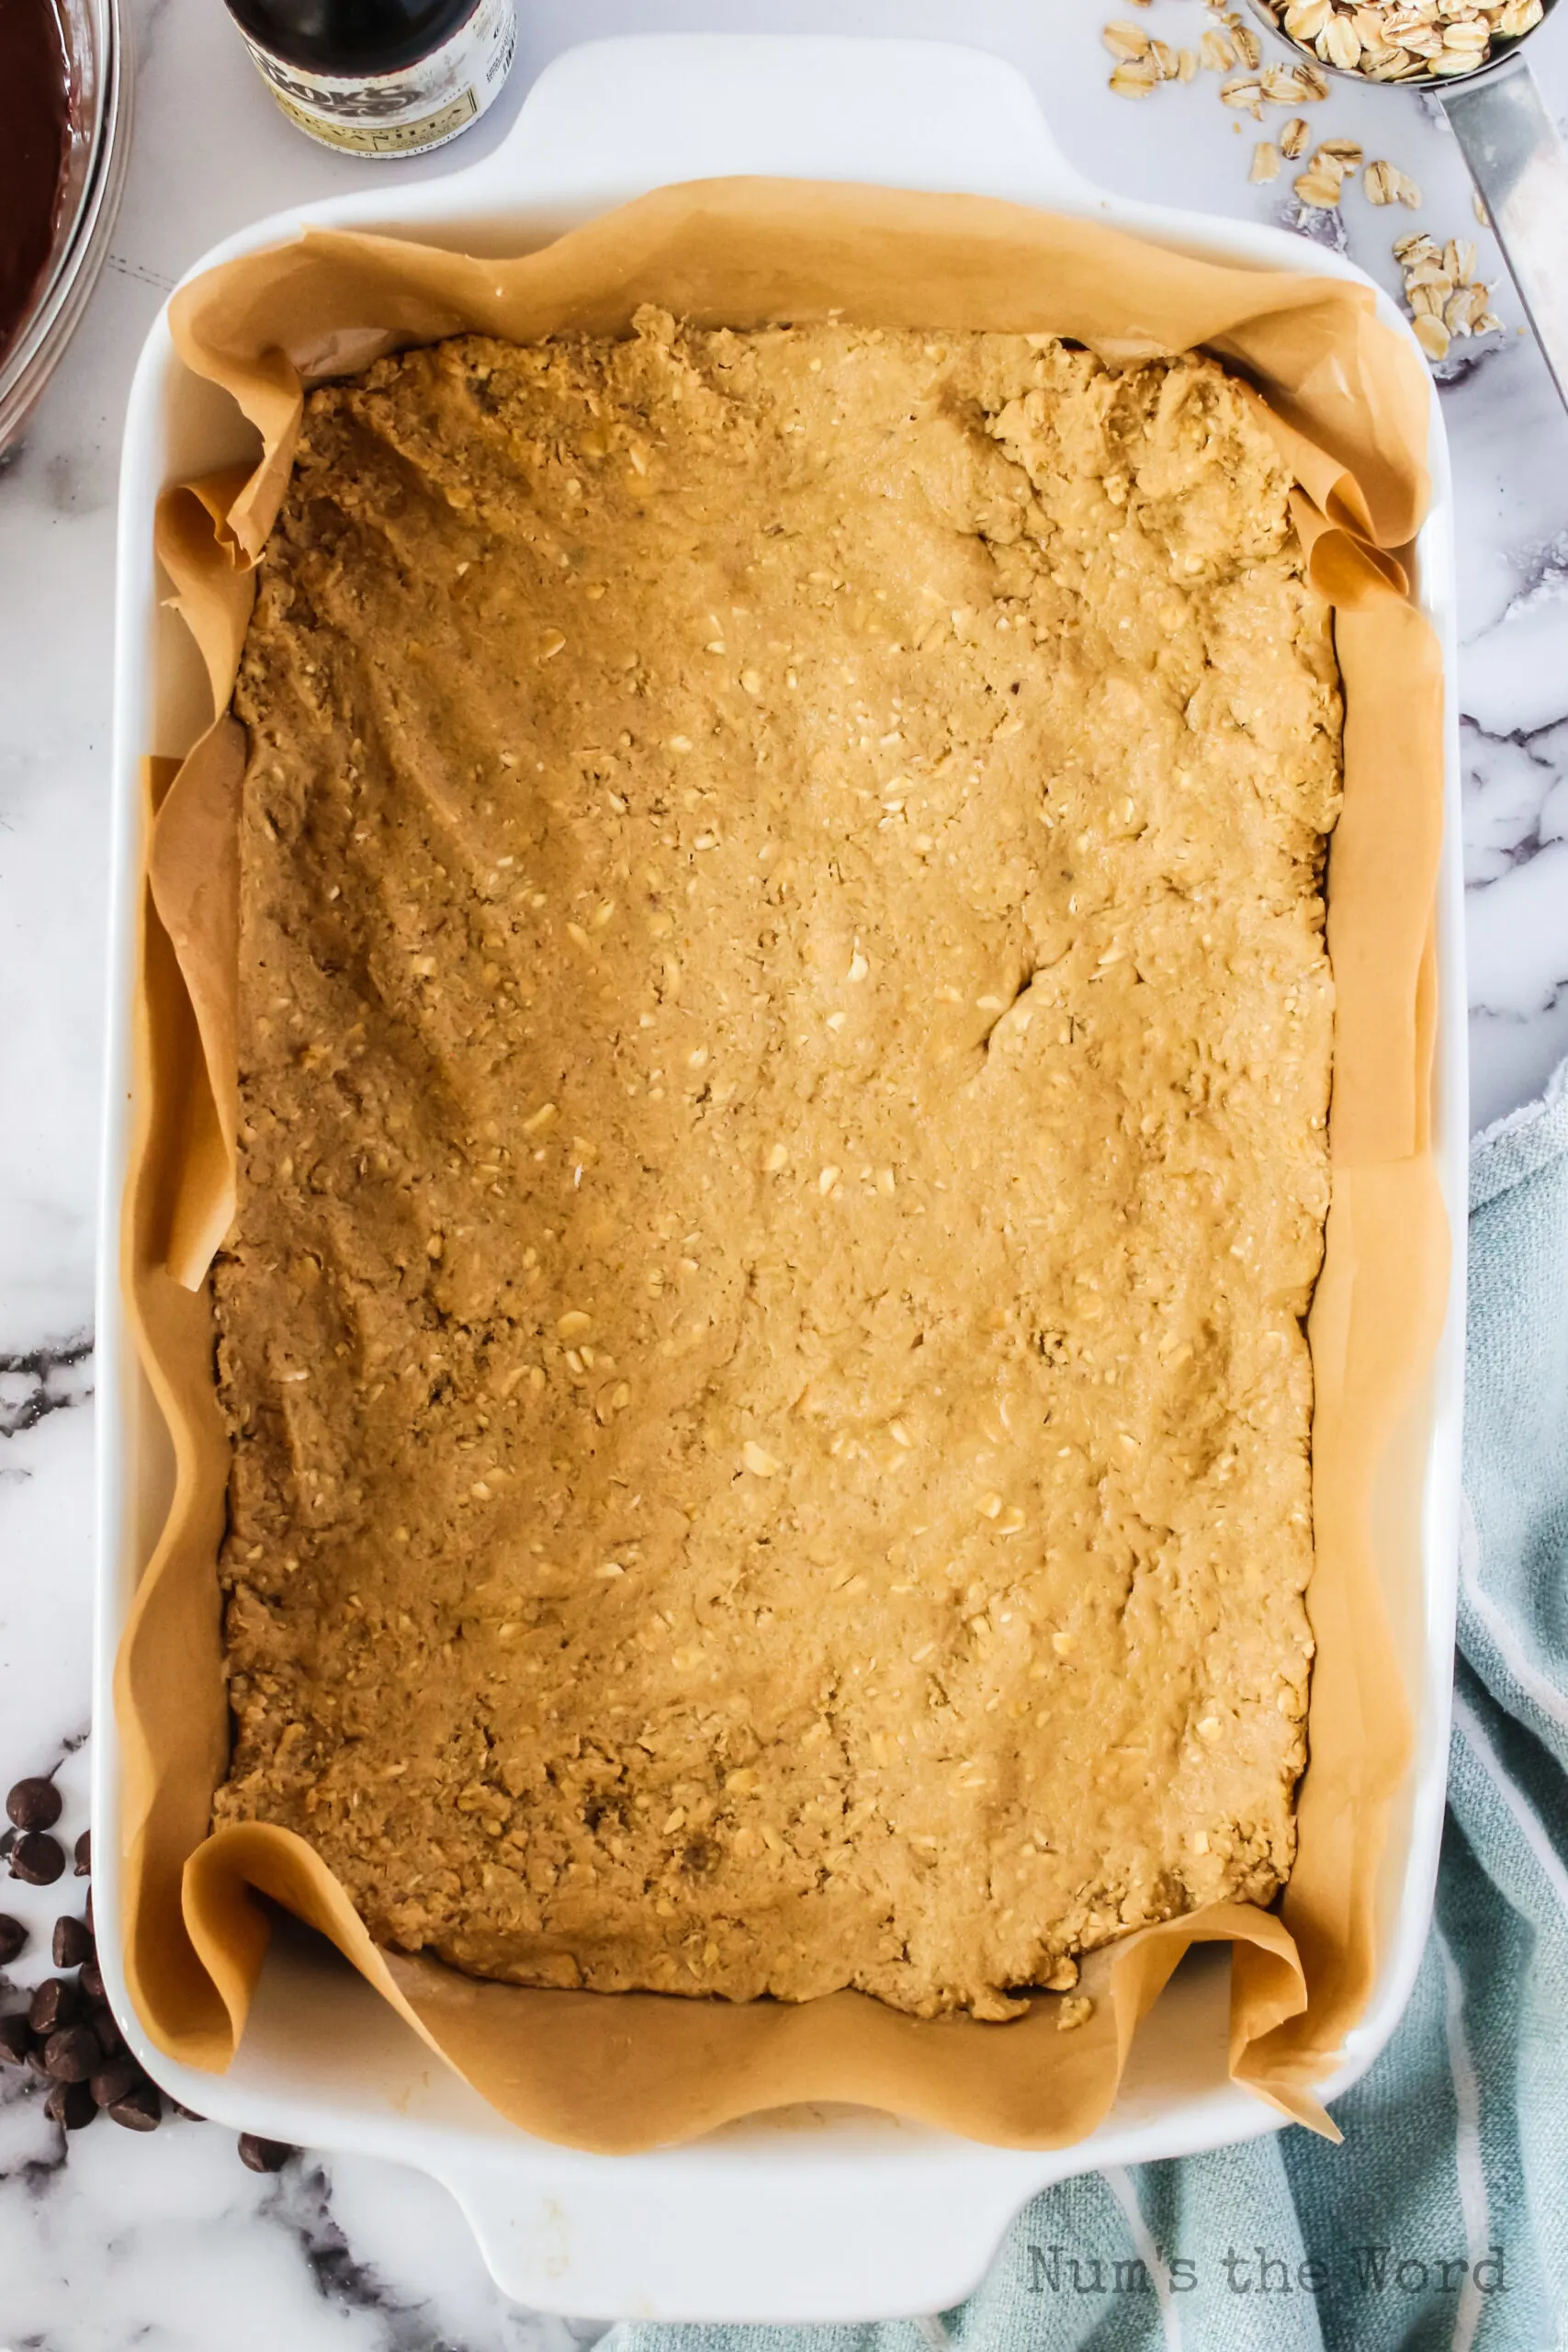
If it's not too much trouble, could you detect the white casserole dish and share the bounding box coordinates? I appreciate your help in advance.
[96,34,1468,2324]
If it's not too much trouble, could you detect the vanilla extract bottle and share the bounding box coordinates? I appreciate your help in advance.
[224,0,516,157]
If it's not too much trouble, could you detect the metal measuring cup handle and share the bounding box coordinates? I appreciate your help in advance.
[1440,55,1568,410]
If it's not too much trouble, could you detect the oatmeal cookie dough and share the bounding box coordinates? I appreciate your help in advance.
[213,311,1341,2018]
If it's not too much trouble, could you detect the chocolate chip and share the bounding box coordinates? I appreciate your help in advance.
[171,2099,207,2121]
[237,2132,293,2173]
[44,2078,96,2131]
[0,1914,26,1967]
[6,1779,62,1834]
[85,2001,124,2057]
[52,1916,93,1969]
[42,2025,100,2083]
[78,1955,105,2004]
[10,1832,65,1885]
[84,1886,94,1935]
[26,2044,52,2077]
[73,1829,91,1877]
[0,2013,32,2064]
[89,2056,143,2108]
[107,2082,162,2132]
[28,1977,79,2035]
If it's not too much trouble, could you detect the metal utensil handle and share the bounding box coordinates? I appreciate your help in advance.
[1440,53,1568,413]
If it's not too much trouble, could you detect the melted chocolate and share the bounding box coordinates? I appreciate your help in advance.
[0,0,70,364]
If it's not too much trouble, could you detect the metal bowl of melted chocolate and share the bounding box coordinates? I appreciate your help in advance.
[0,0,130,448]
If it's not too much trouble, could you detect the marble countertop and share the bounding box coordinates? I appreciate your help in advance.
[3,0,1566,2340]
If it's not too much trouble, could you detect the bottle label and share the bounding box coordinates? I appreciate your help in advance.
[241,0,516,156]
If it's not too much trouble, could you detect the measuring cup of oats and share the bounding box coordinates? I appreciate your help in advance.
[1247,0,1568,406]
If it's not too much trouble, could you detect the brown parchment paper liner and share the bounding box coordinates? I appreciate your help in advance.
[118,181,1449,2155]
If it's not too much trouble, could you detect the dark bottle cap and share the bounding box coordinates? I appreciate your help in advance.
[223,0,480,77]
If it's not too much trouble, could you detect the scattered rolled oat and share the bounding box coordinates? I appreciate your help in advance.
[1102,18,1152,61]
[1251,139,1282,181]
[1280,115,1311,157]
[1258,60,1325,102]
[1110,55,1162,96]
[1294,148,1351,206]
[1279,55,1330,96]
[1446,282,1492,334]
[1364,159,1422,206]
[1394,228,1506,365]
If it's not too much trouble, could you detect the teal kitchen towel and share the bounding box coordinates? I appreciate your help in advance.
[608,1059,1568,2352]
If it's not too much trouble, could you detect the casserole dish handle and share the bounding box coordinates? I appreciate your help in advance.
[449,33,1095,214]
[433,2134,1051,2323]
